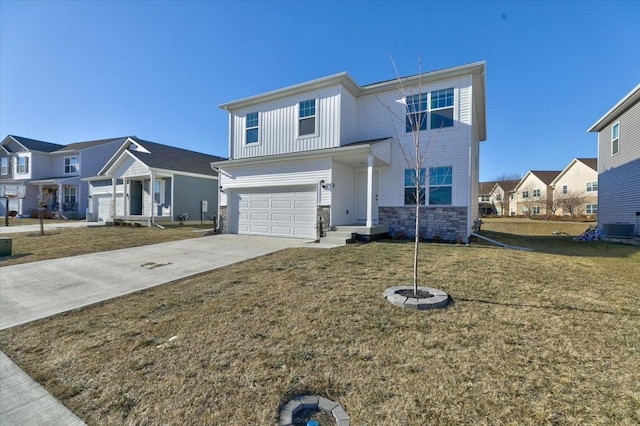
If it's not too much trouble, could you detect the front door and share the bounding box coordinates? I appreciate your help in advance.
[355,170,378,224]
[130,180,143,215]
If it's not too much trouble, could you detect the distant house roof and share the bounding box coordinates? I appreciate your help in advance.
[551,158,598,186]
[529,171,562,185]
[479,181,498,195]
[576,158,597,171]
[588,83,640,132]
[496,179,521,193]
[6,135,64,153]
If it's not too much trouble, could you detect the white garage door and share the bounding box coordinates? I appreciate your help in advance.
[235,186,317,239]
[94,194,124,221]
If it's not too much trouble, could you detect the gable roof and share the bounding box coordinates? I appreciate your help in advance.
[101,137,225,177]
[529,171,562,185]
[4,135,64,153]
[575,158,597,171]
[55,137,129,153]
[551,158,597,186]
[588,83,640,132]
[479,181,498,195]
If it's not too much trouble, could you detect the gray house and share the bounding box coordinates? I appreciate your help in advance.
[1,135,123,218]
[588,83,640,238]
[86,137,225,224]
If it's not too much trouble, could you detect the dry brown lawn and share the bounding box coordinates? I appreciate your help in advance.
[1,219,639,425]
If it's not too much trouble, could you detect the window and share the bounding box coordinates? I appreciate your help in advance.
[586,181,598,192]
[496,194,502,201]
[245,112,259,144]
[154,180,165,204]
[404,168,426,205]
[63,186,77,210]
[0,157,8,175]
[532,206,541,215]
[562,185,568,194]
[17,156,28,174]
[405,93,428,132]
[586,204,598,214]
[299,99,316,137]
[430,88,454,129]
[612,122,619,155]
[522,190,529,199]
[64,156,78,174]
[480,195,490,202]
[429,166,453,205]
[405,88,455,133]
[533,189,541,197]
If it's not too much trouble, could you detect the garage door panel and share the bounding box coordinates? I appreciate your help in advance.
[235,186,316,239]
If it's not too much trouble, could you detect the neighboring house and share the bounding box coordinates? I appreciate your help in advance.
[212,62,486,242]
[85,137,225,224]
[512,170,561,216]
[478,179,520,216]
[550,158,598,217]
[0,135,123,218]
[588,83,640,238]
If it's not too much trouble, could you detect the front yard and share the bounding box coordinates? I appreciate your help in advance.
[0,220,639,424]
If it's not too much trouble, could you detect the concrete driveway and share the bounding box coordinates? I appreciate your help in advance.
[0,234,316,425]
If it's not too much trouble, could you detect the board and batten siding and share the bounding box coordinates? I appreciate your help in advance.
[230,84,345,160]
[598,100,640,173]
[598,157,640,231]
[173,175,218,220]
[219,157,330,207]
[340,87,358,145]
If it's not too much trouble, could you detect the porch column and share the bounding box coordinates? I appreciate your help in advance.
[111,177,117,219]
[57,183,63,215]
[150,170,155,222]
[366,154,374,227]
[122,177,127,216]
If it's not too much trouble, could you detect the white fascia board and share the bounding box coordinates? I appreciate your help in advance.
[151,167,219,180]
[8,136,28,151]
[97,137,139,175]
[512,172,532,192]
[102,149,148,177]
[211,141,386,169]
[550,159,579,186]
[219,72,360,110]
[588,83,640,132]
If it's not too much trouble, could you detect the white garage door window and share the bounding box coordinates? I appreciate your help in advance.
[236,186,316,239]
[94,194,124,221]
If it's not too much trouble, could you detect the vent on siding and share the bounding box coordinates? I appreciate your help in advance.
[603,223,635,238]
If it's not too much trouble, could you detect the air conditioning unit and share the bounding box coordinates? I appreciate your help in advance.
[603,223,635,238]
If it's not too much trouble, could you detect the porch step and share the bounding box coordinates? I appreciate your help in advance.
[320,230,356,245]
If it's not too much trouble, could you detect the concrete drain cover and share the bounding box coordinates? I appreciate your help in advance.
[280,394,350,425]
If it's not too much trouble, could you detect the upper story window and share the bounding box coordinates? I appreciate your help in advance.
[64,156,78,174]
[429,166,453,205]
[522,190,529,199]
[533,189,541,197]
[0,157,8,175]
[430,88,455,129]
[404,168,426,205]
[586,181,598,192]
[496,193,502,201]
[562,185,568,194]
[480,195,490,202]
[298,99,316,137]
[17,156,29,174]
[405,88,455,133]
[611,122,619,155]
[245,112,259,144]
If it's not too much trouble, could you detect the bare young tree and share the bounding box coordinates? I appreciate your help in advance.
[517,184,545,217]
[494,172,522,181]
[557,190,588,218]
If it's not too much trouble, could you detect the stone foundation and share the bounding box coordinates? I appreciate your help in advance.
[317,205,330,239]
[218,206,228,234]
[379,206,468,243]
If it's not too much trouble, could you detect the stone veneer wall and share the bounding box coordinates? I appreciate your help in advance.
[218,206,228,234]
[317,205,330,239]
[379,206,468,243]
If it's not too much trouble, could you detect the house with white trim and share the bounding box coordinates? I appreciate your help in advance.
[86,137,224,224]
[512,170,561,217]
[550,158,598,217]
[212,62,486,242]
[588,83,640,238]
[478,179,520,216]
[1,135,123,218]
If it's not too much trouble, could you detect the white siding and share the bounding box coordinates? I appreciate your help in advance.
[598,100,640,173]
[330,159,356,225]
[113,155,150,178]
[230,84,344,159]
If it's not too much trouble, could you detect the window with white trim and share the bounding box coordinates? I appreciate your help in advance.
[404,168,425,205]
[298,99,316,137]
[586,204,597,214]
[612,122,619,155]
[405,88,455,133]
[562,185,568,194]
[0,157,8,175]
[17,156,28,174]
[532,206,541,215]
[63,186,77,210]
[522,190,529,199]
[533,189,541,197]
[64,156,78,174]
[429,166,453,205]
[586,181,598,192]
[245,112,259,144]
[480,195,490,202]
[154,180,166,204]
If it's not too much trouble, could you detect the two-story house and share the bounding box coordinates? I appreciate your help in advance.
[212,62,486,242]
[1,135,123,218]
[588,83,640,238]
[512,170,561,216]
[550,158,598,217]
[478,179,520,216]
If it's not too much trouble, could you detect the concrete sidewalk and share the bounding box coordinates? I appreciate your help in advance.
[0,234,316,425]
[1,221,100,235]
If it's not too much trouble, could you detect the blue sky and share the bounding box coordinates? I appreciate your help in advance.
[1,1,638,181]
